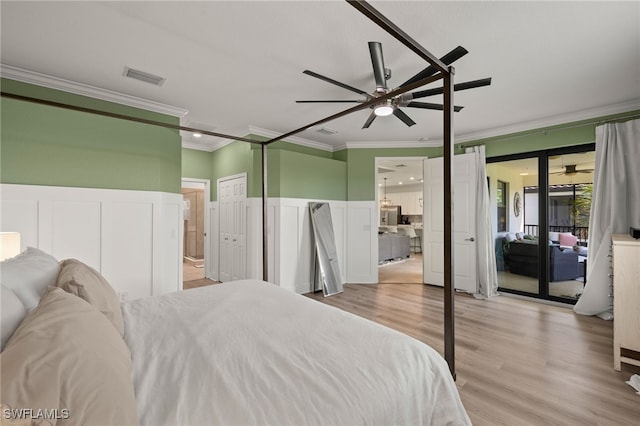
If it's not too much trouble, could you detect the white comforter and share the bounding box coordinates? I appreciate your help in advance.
[122,280,470,426]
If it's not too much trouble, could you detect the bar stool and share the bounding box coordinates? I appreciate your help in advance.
[404,227,422,253]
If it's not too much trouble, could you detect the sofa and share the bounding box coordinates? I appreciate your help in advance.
[505,239,581,281]
[378,233,410,262]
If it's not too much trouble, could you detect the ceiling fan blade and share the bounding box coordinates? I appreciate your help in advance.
[362,111,377,129]
[368,41,387,90]
[400,46,469,87]
[295,100,362,103]
[393,108,416,127]
[407,101,464,112]
[303,70,368,96]
[408,77,492,100]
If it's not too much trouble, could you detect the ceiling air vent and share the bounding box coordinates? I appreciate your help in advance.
[123,66,166,86]
[315,127,338,135]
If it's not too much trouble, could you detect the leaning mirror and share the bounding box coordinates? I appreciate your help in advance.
[309,202,343,296]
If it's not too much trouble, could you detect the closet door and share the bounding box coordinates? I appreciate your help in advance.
[218,174,247,282]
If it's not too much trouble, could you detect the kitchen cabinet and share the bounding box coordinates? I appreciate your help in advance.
[389,191,423,215]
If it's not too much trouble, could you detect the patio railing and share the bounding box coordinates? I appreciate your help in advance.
[524,224,590,244]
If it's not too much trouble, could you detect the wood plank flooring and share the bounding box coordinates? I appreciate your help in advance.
[306,284,640,426]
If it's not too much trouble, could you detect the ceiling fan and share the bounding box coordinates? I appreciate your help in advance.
[296,42,492,128]
[551,164,595,176]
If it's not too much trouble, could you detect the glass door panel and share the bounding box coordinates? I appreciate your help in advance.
[488,158,540,296]
[547,152,595,301]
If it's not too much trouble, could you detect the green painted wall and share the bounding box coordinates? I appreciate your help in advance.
[185,140,347,201]
[468,110,640,158]
[1,79,182,193]
[209,141,255,199]
[339,110,640,201]
[338,147,442,201]
[182,148,212,181]
[274,149,346,200]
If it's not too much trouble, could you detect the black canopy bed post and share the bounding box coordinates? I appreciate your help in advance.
[443,68,456,378]
[261,143,269,281]
[346,0,457,378]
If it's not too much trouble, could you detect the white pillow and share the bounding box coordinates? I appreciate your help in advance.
[549,231,560,242]
[1,285,27,351]
[505,233,517,242]
[0,247,60,312]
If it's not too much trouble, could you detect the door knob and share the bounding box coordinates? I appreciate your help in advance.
[465,237,475,242]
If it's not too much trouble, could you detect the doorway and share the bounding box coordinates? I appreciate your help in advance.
[181,178,210,285]
[376,158,424,284]
[487,144,595,303]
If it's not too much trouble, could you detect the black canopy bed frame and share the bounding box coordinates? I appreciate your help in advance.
[1,0,460,378]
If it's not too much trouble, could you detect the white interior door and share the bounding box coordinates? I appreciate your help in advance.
[423,153,478,293]
[218,174,247,282]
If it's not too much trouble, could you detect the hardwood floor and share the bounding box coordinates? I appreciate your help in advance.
[306,284,640,426]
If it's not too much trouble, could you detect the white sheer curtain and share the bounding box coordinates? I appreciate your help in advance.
[472,146,499,298]
[574,118,640,318]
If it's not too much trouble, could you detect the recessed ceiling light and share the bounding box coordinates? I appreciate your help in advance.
[193,132,202,138]
[398,181,403,185]
[410,177,415,180]
[520,172,528,176]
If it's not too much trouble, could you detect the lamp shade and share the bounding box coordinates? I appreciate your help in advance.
[0,232,21,261]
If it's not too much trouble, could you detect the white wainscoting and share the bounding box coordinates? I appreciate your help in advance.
[347,201,378,284]
[270,198,347,293]
[0,184,183,299]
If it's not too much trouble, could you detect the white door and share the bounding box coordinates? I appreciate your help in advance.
[423,153,478,293]
[218,174,247,282]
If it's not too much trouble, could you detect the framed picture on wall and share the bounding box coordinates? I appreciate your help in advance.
[513,192,522,217]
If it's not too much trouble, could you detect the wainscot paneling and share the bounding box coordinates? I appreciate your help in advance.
[347,201,378,284]
[0,184,182,299]
[272,198,347,294]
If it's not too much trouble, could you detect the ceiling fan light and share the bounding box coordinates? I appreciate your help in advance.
[374,104,394,116]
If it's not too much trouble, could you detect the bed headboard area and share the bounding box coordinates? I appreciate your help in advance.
[0,183,183,299]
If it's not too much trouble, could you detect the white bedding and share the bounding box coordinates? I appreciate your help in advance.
[122,279,470,426]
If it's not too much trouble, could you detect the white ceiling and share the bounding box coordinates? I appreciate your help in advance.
[1,1,639,152]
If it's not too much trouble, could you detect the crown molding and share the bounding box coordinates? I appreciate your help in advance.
[451,99,640,146]
[1,64,189,118]
[181,141,214,152]
[341,140,439,150]
[248,125,334,152]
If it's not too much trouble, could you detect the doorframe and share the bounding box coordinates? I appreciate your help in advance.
[181,177,211,284]
[374,156,427,283]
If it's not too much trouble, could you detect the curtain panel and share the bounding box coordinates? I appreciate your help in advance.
[574,118,640,317]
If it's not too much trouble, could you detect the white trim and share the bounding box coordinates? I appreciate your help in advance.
[1,64,189,118]
[248,125,334,152]
[452,100,640,146]
[342,140,440,150]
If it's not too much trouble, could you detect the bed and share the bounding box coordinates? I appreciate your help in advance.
[1,248,470,425]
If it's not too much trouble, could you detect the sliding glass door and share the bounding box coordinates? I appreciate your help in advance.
[488,144,594,304]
